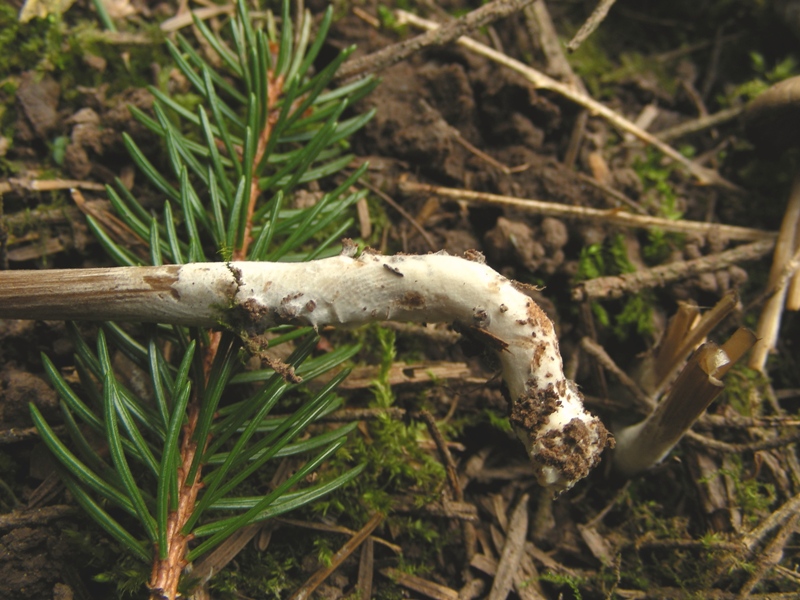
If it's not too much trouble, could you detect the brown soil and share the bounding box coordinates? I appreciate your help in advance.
[2,0,800,599]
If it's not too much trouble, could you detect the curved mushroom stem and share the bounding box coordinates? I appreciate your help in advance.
[749,170,800,372]
[0,247,611,493]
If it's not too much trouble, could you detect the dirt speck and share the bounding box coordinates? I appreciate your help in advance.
[397,291,425,309]
[16,72,60,140]
[0,366,57,427]
[0,527,68,599]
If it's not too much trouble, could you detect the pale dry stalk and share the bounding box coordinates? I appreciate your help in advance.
[335,0,536,80]
[400,181,774,241]
[782,226,800,310]
[614,342,730,477]
[749,170,800,371]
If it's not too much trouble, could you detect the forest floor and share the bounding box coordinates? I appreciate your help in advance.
[1,0,800,598]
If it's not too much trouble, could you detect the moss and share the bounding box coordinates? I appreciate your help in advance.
[720,51,799,105]
[308,325,446,525]
[539,571,585,600]
[719,363,768,417]
[725,455,777,526]
[0,6,66,74]
[206,542,302,599]
[576,234,655,340]
[601,51,679,97]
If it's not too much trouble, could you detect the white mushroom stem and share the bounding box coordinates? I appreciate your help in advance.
[0,248,610,493]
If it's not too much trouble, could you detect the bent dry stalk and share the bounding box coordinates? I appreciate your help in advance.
[0,246,612,493]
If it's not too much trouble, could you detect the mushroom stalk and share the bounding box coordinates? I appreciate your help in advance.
[0,248,611,493]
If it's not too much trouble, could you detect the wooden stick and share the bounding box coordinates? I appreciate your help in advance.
[573,238,775,302]
[335,0,536,81]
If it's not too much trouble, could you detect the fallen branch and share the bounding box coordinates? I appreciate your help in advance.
[0,246,611,493]
[654,105,744,142]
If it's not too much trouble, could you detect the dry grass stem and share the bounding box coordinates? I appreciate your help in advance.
[573,238,775,302]
[614,342,728,477]
[0,505,75,530]
[356,537,374,600]
[749,170,800,370]
[575,172,648,213]
[736,512,800,598]
[359,179,438,250]
[189,524,263,587]
[652,291,738,394]
[580,337,654,413]
[276,517,402,554]
[488,494,531,600]
[159,4,234,33]
[399,182,773,241]
[654,105,745,142]
[781,237,800,310]
[717,328,758,377]
[417,410,463,501]
[380,567,460,600]
[685,429,800,454]
[0,178,105,194]
[525,0,589,168]
[0,425,64,444]
[615,325,755,477]
[290,513,385,600]
[654,301,701,384]
[395,10,740,191]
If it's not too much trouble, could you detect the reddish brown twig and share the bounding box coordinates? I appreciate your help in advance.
[237,73,285,261]
[149,405,204,599]
[149,60,285,600]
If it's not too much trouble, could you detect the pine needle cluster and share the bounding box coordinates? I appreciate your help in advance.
[29,1,376,595]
